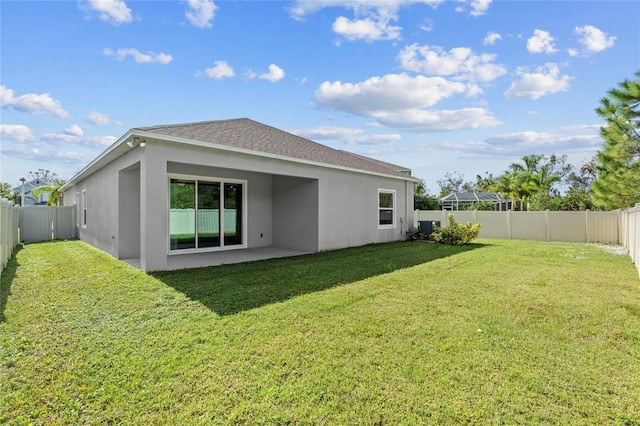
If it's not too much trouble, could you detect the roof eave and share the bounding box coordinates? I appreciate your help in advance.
[133,130,420,182]
[60,129,136,192]
[61,128,419,193]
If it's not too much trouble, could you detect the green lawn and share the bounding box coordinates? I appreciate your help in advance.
[1,239,639,425]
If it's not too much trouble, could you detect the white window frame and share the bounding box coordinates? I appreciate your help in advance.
[81,190,88,229]
[75,192,80,227]
[167,173,248,254]
[378,188,396,230]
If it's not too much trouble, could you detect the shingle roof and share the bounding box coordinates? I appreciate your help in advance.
[135,118,414,179]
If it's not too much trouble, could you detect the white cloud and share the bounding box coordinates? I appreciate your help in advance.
[291,126,401,145]
[0,124,36,143]
[85,0,132,25]
[86,111,121,125]
[289,1,444,42]
[64,124,84,137]
[103,48,173,64]
[574,25,616,52]
[398,44,507,82]
[332,16,401,42]
[419,18,434,32]
[433,126,602,158]
[203,60,235,79]
[315,73,500,132]
[0,85,70,118]
[483,31,502,46]
[469,0,492,16]
[316,73,470,115]
[0,144,43,160]
[453,0,492,16]
[288,0,444,21]
[527,29,558,54]
[478,129,601,155]
[52,150,96,163]
[567,48,579,57]
[0,142,94,164]
[293,126,364,140]
[557,124,601,133]
[374,108,501,132]
[185,0,217,28]
[346,133,402,145]
[504,63,572,100]
[42,132,117,148]
[259,64,285,82]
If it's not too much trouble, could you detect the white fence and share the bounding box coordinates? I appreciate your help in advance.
[19,206,76,243]
[170,209,238,235]
[622,204,640,277]
[1,199,20,275]
[0,203,77,275]
[415,209,622,243]
[1,202,638,277]
[416,206,640,276]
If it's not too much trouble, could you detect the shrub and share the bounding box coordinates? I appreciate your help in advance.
[406,227,428,240]
[431,213,481,245]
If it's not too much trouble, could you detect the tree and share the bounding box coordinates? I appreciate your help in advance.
[493,172,522,210]
[32,179,65,206]
[592,71,640,209]
[28,169,59,184]
[436,172,472,197]
[0,182,15,202]
[414,179,439,210]
[472,172,497,192]
[501,154,565,210]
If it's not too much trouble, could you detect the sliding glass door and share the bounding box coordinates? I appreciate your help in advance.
[169,177,245,252]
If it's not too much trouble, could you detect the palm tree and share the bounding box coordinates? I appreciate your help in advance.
[32,180,65,206]
[494,172,521,211]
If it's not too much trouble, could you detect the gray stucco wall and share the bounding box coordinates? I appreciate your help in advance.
[118,164,140,260]
[63,148,143,259]
[273,175,319,252]
[64,138,415,271]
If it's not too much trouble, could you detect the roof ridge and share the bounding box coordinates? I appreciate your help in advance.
[134,118,415,179]
[136,117,249,131]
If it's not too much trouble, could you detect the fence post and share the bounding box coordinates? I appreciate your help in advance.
[585,209,590,243]
[50,206,55,241]
[507,210,511,240]
[545,210,550,242]
[635,204,640,276]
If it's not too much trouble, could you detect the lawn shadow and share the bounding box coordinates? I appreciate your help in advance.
[151,241,487,316]
[0,245,22,323]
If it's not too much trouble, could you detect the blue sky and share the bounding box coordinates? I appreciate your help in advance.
[1,0,638,193]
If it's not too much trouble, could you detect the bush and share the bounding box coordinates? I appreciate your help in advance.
[406,227,428,240]
[431,213,481,245]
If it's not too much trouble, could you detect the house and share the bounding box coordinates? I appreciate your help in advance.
[13,178,53,206]
[439,192,514,211]
[60,118,418,271]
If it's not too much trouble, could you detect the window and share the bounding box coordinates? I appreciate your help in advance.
[378,189,395,228]
[81,190,87,228]
[76,192,80,227]
[169,176,245,252]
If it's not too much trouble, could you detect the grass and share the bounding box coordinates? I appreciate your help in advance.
[1,239,639,425]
